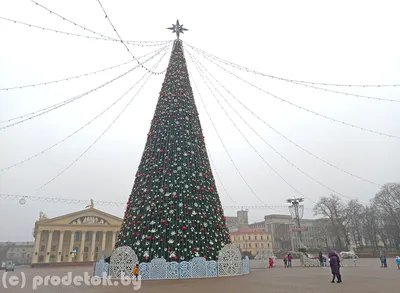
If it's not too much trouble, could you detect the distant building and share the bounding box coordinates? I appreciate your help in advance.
[230,229,273,257]
[0,242,34,265]
[31,203,122,265]
[249,214,335,251]
[225,210,249,232]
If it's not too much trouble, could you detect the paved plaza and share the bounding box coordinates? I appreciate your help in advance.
[1,258,399,293]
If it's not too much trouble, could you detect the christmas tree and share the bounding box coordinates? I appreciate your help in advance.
[115,39,231,262]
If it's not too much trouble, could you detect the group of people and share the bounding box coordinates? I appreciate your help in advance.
[380,252,400,269]
[282,253,293,268]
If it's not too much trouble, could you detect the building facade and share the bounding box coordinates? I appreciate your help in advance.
[225,210,249,232]
[230,229,272,256]
[31,204,122,265]
[249,214,335,251]
[0,242,34,265]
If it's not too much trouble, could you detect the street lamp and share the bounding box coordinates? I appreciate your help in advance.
[287,198,305,250]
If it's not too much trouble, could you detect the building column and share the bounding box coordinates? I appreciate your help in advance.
[111,231,117,251]
[44,230,53,263]
[68,231,75,262]
[32,230,42,263]
[56,230,65,262]
[90,231,97,261]
[79,231,86,262]
[101,231,107,255]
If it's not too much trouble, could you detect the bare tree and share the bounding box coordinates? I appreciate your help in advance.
[314,182,400,252]
[313,195,351,250]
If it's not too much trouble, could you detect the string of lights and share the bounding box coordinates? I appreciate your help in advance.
[189,46,400,140]
[187,59,281,212]
[184,42,400,88]
[186,50,381,189]
[94,0,166,75]
[189,51,319,204]
[0,45,172,172]
[205,143,237,204]
[289,80,400,103]
[0,46,167,92]
[35,47,170,191]
[0,45,169,129]
[188,44,399,103]
[0,193,300,211]
[31,1,170,45]
[0,16,171,46]
[32,0,115,40]
[191,53,359,203]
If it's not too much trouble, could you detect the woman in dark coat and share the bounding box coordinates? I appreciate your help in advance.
[328,251,342,283]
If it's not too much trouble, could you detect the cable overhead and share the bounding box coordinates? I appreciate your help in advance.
[190,47,400,140]
[0,16,171,46]
[0,58,134,91]
[188,52,317,204]
[32,0,116,40]
[1,45,172,172]
[187,60,280,212]
[95,0,166,75]
[205,143,237,204]
[0,45,169,129]
[188,44,400,103]
[0,193,301,211]
[0,45,168,91]
[191,53,357,203]
[187,52,381,189]
[35,47,170,191]
[184,42,400,88]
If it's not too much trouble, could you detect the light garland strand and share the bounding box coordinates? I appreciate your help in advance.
[94,0,166,75]
[184,42,400,88]
[188,46,400,140]
[0,46,172,172]
[35,47,170,191]
[0,16,171,46]
[0,193,299,211]
[188,51,318,205]
[31,0,170,45]
[186,48,382,189]
[187,56,282,212]
[190,52,359,203]
[0,46,169,129]
[205,144,237,204]
[0,46,167,92]
[188,44,400,103]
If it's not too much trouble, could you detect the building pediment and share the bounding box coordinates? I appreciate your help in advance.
[37,208,122,227]
[69,216,109,225]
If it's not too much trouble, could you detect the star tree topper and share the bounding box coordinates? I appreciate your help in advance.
[167,19,188,39]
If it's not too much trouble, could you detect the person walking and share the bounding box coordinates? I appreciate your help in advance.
[323,255,327,267]
[396,256,400,269]
[380,251,385,268]
[328,251,342,283]
[133,264,139,281]
[319,251,324,267]
[287,253,293,268]
[269,257,274,269]
[283,256,288,268]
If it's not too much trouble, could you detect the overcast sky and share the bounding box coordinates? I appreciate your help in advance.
[0,0,399,242]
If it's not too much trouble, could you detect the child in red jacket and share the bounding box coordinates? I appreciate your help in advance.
[269,257,274,268]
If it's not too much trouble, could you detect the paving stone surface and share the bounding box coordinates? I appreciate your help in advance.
[1,258,399,293]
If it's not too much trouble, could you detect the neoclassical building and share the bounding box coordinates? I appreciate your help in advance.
[31,202,122,265]
[230,229,273,257]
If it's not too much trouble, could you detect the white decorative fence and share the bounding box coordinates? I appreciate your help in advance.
[94,244,250,280]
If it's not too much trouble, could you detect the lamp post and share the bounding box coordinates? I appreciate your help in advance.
[287,198,305,250]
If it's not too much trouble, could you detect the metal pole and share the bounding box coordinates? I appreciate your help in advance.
[287,198,304,250]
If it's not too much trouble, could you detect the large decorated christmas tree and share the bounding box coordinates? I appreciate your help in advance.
[115,25,231,262]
